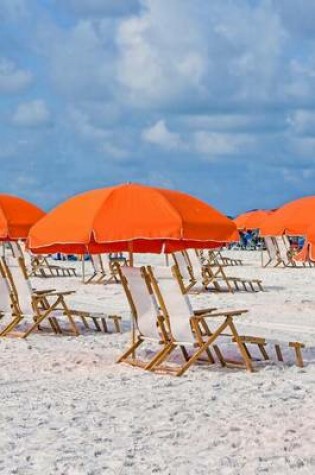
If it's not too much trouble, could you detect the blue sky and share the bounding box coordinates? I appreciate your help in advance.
[1,0,315,215]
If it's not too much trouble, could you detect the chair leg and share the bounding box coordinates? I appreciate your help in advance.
[117,338,143,363]
[228,319,253,372]
[0,316,23,336]
[91,317,102,332]
[176,319,230,376]
[81,316,90,330]
[145,343,175,371]
[275,344,283,362]
[289,342,305,368]
[258,344,269,360]
[108,315,121,333]
[101,317,108,333]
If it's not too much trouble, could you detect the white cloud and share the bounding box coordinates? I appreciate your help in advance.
[0,58,32,93]
[12,100,51,127]
[116,0,285,108]
[287,110,315,134]
[67,107,129,159]
[142,120,183,150]
[194,131,254,158]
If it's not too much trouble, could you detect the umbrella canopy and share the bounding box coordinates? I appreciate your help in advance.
[234,209,272,231]
[28,183,237,254]
[260,196,315,236]
[0,194,45,241]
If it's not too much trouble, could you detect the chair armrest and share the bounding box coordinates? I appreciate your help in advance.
[33,289,56,294]
[195,309,248,319]
[193,307,217,316]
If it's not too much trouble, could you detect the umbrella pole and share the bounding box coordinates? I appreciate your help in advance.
[128,242,134,266]
[82,254,85,282]
[165,254,169,266]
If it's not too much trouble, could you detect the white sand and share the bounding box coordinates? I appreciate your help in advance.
[0,251,314,474]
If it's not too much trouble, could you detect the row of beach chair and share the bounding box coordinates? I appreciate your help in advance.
[264,236,315,267]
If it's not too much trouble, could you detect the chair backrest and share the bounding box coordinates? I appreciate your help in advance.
[0,261,12,313]
[274,236,289,263]
[186,249,202,269]
[4,257,33,315]
[171,252,191,280]
[10,241,24,259]
[147,266,195,344]
[264,237,278,260]
[91,254,104,274]
[282,235,291,252]
[120,266,161,340]
[100,254,112,273]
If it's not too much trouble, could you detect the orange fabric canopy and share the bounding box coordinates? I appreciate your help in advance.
[28,183,237,254]
[0,194,45,241]
[234,209,272,231]
[260,196,315,236]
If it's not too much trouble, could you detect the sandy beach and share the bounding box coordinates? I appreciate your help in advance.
[0,250,314,474]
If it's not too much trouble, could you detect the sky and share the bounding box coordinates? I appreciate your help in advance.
[1,0,315,216]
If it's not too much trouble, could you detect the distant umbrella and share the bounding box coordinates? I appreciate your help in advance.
[0,194,44,241]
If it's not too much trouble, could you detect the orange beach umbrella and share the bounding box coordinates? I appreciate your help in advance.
[234,209,272,231]
[28,183,236,254]
[260,196,315,236]
[0,194,45,241]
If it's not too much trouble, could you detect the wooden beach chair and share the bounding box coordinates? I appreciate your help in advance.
[0,256,120,336]
[148,266,305,370]
[116,266,171,369]
[186,249,263,293]
[0,256,80,337]
[146,265,255,375]
[85,254,119,284]
[208,249,243,266]
[12,242,77,278]
[273,236,305,267]
[171,251,197,293]
[263,237,280,267]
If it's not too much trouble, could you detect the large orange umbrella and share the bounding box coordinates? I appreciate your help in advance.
[28,183,236,254]
[234,209,272,231]
[0,194,45,241]
[260,196,315,236]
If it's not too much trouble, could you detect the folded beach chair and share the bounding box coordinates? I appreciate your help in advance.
[116,266,171,369]
[85,254,119,284]
[186,249,263,293]
[146,265,256,375]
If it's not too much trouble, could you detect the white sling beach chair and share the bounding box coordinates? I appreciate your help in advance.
[274,236,294,267]
[146,265,254,376]
[263,237,279,267]
[86,254,118,284]
[0,256,80,338]
[116,266,171,368]
[0,264,12,324]
[171,251,197,292]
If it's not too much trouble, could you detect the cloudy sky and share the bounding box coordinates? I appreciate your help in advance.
[1,0,315,215]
